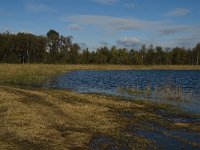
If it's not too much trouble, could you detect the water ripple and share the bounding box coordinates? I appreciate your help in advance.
[45,70,200,113]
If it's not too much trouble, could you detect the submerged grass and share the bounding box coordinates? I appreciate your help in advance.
[117,82,200,104]
[0,64,200,149]
[0,86,199,149]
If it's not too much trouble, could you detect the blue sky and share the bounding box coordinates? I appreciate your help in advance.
[0,0,200,49]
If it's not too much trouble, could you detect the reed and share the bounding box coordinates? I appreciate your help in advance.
[117,83,199,103]
[0,63,200,86]
[117,86,144,95]
[153,84,195,102]
[0,64,200,149]
[1,86,199,149]
[0,64,69,86]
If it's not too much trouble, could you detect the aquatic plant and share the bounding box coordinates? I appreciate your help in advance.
[154,84,193,102]
[117,82,199,104]
[117,86,144,95]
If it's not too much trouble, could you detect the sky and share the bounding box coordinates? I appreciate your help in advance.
[0,0,200,50]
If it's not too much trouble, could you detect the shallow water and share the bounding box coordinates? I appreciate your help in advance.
[45,70,200,113]
[133,127,200,149]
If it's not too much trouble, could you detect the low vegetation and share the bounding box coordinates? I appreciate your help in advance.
[117,83,200,103]
[0,86,199,149]
[0,64,200,149]
[0,64,200,86]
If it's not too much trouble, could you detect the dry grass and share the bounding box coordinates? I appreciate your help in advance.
[0,64,200,86]
[0,64,69,86]
[0,64,200,149]
[0,86,143,149]
[0,86,200,149]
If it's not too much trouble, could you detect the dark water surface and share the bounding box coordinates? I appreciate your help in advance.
[45,70,200,113]
[45,70,200,149]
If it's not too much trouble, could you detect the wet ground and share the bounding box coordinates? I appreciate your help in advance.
[45,70,200,114]
[89,103,200,150]
[0,86,199,150]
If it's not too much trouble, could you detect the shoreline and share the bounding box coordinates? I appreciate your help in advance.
[1,64,200,70]
[1,64,199,87]
[0,64,200,149]
[0,86,199,149]
[1,64,199,86]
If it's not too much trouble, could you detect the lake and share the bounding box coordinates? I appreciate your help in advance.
[45,70,200,113]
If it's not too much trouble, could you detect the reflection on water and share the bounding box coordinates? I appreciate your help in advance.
[44,70,200,113]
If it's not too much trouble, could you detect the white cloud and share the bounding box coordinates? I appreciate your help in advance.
[124,3,138,8]
[63,14,199,48]
[63,15,157,31]
[26,4,56,12]
[68,24,81,30]
[92,0,118,5]
[63,14,195,35]
[116,37,140,47]
[165,8,190,17]
[158,25,188,35]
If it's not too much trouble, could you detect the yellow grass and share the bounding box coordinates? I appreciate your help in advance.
[0,86,199,149]
[0,64,200,149]
[0,64,199,86]
[0,86,146,149]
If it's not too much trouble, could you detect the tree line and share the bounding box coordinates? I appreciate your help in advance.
[0,30,199,65]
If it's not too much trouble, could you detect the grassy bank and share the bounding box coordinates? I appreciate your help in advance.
[0,64,200,149]
[0,86,199,149]
[0,64,200,86]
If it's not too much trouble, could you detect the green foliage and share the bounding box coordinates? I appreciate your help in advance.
[193,43,200,65]
[0,30,200,65]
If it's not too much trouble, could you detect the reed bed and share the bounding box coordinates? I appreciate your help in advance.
[0,64,200,149]
[0,64,114,86]
[1,86,199,149]
[0,64,199,86]
[0,64,68,86]
[117,83,200,104]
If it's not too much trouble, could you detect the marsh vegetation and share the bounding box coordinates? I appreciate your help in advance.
[1,64,199,86]
[118,83,200,103]
[0,86,200,149]
[46,69,200,113]
[0,64,200,149]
